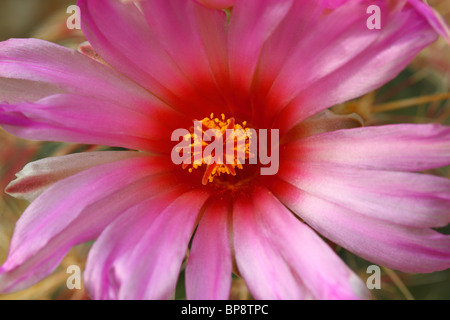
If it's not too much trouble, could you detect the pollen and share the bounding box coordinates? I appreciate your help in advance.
[182,113,254,185]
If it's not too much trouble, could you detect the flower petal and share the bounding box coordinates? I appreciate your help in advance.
[262,1,437,131]
[0,156,176,293]
[79,0,225,116]
[284,124,450,171]
[0,38,163,115]
[235,187,368,300]
[228,0,293,93]
[84,185,188,300]
[0,94,175,152]
[233,195,310,299]
[141,0,232,113]
[6,151,144,202]
[86,189,210,300]
[185,199,232,300]
[270,179,450,273]
[278,161,450,228]
[407,0,450,43]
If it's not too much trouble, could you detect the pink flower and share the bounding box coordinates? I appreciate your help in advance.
[1,0,450,300]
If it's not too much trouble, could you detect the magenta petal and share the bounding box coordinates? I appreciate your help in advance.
[186,200,232,300]
[139,0,229,111]
[278,161,450,228]
[0,156,175,293]
[83,186,188,300]
[286,124,450,171]
[407,0,450,43]
[233,196,310,300]
[228,0,294,91]
[234,187,368,300]
[266,2,437,131]
[0,94,172,151]
[85,189,210,300]
[0,39,159,113]
[6,151,145,202]
[271,179,450,273]
[79,0,225,115]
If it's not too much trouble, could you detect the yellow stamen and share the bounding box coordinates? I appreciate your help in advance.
[182,113,252,185]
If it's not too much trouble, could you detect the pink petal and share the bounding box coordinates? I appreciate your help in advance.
[228,0,294,93]
[0,38,166,116]
[6,151,145,202]
[192,2,230,97]
[278,161,450,228]
[254,0,322,100]
[138,0,226,101]
[233,196,310,300]
[84,185,188,300]
[185,199,232,300]
[262,2,437,131]
[86,189,210,300]
[407,0,450,43]
[271,179,450,273]
[0,94,174,152]
[79,0,226,116]
[285,124,450,171]
[233,189,368,300]
[0,156,176,293]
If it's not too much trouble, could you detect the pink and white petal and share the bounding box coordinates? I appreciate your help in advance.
[253,187,368,300]
[0,156,177,293]
[0,38,165,115]
[284,124,450,171]
[97,190,210,300]
[267,2,437,131]
[186,199,232,300]
[228,0,294,92]
[270,179,450,273]
[233,196,313,300]
[195,0,234,10]
[278,161,450,228]
[6,151,144,202]
[0,94,172,152]
[84,185,188,300]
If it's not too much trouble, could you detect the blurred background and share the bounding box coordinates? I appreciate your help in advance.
[0,0,449,300]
